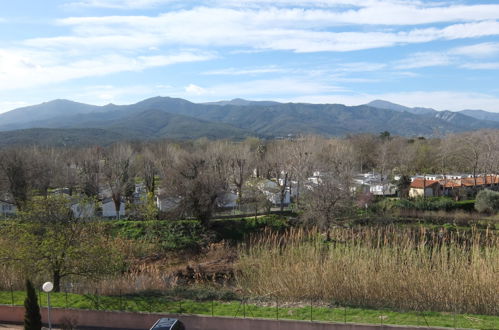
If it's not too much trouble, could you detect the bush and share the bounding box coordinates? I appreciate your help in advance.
[24,279,42,330]
[372,197,475,213]
[475,189,499,213]
[114,220,208,251]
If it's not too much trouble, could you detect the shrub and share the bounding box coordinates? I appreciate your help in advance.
[475,189,499,213]
[24,279,42,330]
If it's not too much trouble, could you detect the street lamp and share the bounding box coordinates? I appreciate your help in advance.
[42,282,53,330]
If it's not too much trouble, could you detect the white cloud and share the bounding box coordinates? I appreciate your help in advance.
[334,62,386,72]
[394,52,454,69]
[452,42,499,58]
[66,0,177,9]
[185,84,207,95]
[64,1,499,26]
[53,8,499,53]
[203,66,285,75]
[0,49,214,90]
[460,62,499,70]
[180,77,346,100]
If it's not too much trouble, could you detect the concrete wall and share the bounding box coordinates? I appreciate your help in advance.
[0,305,448,330]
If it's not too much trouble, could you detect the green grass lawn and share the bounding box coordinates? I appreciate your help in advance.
[1,291,497,329]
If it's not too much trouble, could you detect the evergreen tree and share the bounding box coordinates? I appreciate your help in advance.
[24,279,42,330]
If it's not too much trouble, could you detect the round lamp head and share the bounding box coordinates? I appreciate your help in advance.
[42,282,54,293]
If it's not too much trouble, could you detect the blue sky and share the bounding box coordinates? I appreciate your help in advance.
[1,0,499,113]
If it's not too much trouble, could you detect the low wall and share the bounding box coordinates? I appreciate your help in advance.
[0,305,448,330]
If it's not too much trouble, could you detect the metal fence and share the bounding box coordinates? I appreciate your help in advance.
[1,287,496,329]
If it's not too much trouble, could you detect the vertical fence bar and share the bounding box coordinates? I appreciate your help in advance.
[65,291,68,309]
[95,289,99,310]
[344,306,347,324]
[276,296,279,320]
[310,299,313,322]
[243,299,246,318]
[119,290,123,311]
[211,300,214,317]
[10,285,14,306]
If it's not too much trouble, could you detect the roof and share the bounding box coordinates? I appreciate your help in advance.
[410,179,439,189]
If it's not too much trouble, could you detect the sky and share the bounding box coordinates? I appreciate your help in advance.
[1,0,499,113]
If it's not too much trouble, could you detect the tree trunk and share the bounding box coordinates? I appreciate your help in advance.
[113,196,121,219]
[53,271,61,293]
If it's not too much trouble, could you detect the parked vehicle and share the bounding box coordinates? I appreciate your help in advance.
[150,318,185,330]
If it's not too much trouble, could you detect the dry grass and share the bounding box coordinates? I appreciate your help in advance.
[236,226,499,315]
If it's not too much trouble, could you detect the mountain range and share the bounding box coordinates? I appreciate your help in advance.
[0,97,498,147]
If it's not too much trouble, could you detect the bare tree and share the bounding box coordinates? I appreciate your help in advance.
[161,146,229,225]
[78,147,102,198]
[301,140,355,233]
[102,144,136,218]
[0,148,31,209]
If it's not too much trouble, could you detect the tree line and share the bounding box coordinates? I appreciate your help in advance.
[2,131,499,224]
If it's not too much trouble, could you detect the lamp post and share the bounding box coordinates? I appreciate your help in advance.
[42,282,54,330]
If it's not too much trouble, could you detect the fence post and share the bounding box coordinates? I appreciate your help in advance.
[95,289,99,310]
[211,300,214,317]
[65,291,68,309]
[276,296,279,320]
[310,299,313,322]
[10,285,14,306]
[243,299,246,318]
[344,306,347,324]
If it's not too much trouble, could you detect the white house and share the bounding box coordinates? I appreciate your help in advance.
[156,196,181,212]
[71,201,95,218]
[102,197,126,218]
[132,183,148,204]
[369,183,398,196]
[217,191,239,208]
[0,200,17,217]
[258,180,291,206]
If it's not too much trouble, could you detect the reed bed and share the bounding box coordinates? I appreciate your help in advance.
[236,226,499,315]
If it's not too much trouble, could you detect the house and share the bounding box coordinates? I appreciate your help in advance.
[217,191,239,209]
[0,200,17,217]
[257,179,291,206]
[132,183,148,204]
[369,183,397,196]
[437,175,499,197]
[409,179,441,198]
[354,173,397,196]
[156,195,181,212]
[71,201,95,218]
[102,197,126,218]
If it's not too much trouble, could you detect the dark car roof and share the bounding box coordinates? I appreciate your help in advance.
[151,318,178,330]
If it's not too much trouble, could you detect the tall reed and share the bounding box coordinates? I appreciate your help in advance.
[236,226,499,315]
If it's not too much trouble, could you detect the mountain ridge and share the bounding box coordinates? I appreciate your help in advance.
[1,97,499,146]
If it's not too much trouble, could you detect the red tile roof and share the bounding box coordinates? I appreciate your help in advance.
[410,179,439,189]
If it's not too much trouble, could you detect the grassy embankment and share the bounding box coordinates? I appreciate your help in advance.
[0,290,498,329]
